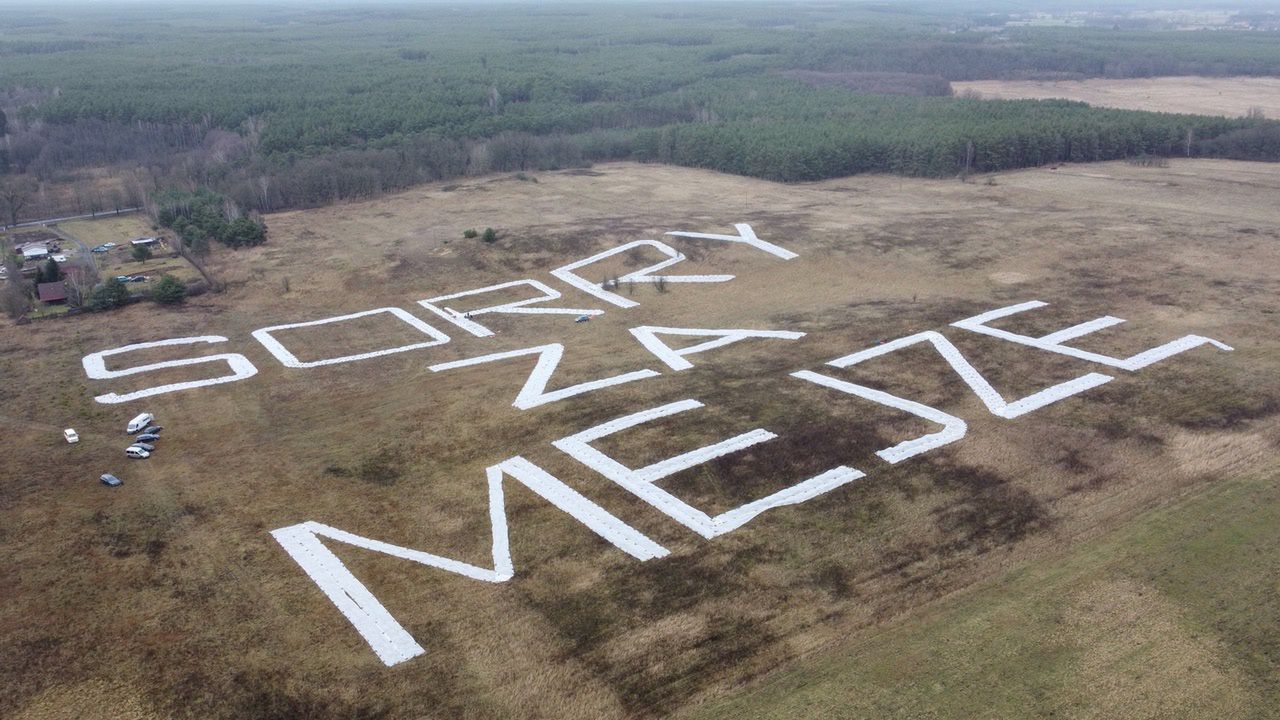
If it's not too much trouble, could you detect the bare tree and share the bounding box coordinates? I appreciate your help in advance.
[1,252,30,320]
[62,259,98,309]
[170,233,221,293]
[0,176,36,227]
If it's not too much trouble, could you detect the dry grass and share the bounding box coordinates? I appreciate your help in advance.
[680,466,1280,720]
[952,76,1280,118]
[2,160,1279,718]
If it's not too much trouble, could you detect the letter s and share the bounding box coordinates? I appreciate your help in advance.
[83,336,257,404]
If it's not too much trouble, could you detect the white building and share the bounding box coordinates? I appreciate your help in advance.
[21,244,50,260]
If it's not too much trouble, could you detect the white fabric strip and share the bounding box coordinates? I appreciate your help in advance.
[418,279,602,338]
[792,369,967,463]
[827,330,1112,419]
[271,455,667,666]
[553,399,863,539]
[550,240,733,308]
[429,343,659,409]
[253,307,450,368]
[82,336,258,404]
[664,222,799,260]
[951,301,1233,371]
[629,326,806,371]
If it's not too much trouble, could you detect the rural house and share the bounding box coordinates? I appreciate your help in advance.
[36,281,68,305]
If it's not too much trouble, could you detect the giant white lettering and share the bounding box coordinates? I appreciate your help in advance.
[951,301,1233,370]
[81,336,258,404]
[553,399,863,539]
[271,455,668,666]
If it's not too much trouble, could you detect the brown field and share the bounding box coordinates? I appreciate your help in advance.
[2,159,1278,719]
[953,75,1280,117]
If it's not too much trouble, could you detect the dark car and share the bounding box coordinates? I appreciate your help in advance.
[135,433,161,443]
[100,474,122,487]
[132,442,155,452]
[142,426,163,435]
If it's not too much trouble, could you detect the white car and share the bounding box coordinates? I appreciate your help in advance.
[64,428,79,444]
[125,446,151,459]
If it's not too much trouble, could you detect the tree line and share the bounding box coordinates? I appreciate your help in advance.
[1,3,1279,222]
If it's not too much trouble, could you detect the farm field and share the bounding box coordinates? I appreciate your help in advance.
[682,465,1280,720]
[952,76,1280,118]
[1,159,1278,719]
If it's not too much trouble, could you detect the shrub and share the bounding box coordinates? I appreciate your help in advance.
[131,244,152,262]
[222,216,266,248]
[481,227,497,243]
[462,228,478,238]
[152,275,187,305]
[88,277,130,311]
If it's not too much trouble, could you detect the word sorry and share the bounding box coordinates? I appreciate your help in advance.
[80,223,787,403]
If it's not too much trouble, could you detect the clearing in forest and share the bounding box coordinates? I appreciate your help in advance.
[952,75,1280,118]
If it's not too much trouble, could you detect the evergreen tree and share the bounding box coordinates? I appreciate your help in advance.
[39,258,61,284]
[88,277,130,311]
[151,275,187,305]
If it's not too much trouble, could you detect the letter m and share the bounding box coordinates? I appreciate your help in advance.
[271,456,667,666]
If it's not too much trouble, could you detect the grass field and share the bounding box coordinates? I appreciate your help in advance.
[952,76,1280,118]
[2,159,1278,719]
[680,464,1280,719]
[56,215,202,288]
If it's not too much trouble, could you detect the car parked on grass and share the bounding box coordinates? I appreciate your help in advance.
[100,474,122,487]
[64,428,79,444]
[142,426,163,435]
[127,276,149,283]
[127,413,155,434]
[135,433,160,443]
[132,442,155,452]
[125,446,150,459]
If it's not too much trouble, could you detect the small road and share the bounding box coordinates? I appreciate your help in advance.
[2,207,142,231]
[50,225,94,261]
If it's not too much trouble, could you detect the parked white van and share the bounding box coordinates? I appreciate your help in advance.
[127,413,155,434]
[125,446,151,459]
